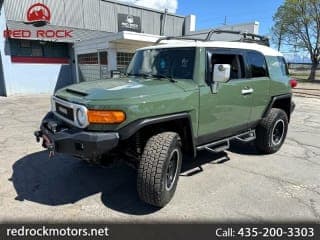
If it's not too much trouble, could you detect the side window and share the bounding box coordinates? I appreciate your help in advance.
[279,57,289,76]
[246,52,268,78]
[265,56,289,79]
[211,54,245,80]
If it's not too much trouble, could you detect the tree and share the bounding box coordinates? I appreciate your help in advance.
[272,6,286,52]
[272,0,320,81]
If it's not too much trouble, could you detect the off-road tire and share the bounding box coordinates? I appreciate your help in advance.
[255,108,288,154]
[137,132,182,207]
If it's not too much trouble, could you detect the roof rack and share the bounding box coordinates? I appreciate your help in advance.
[155,36,200,44]
[155,29,270,46]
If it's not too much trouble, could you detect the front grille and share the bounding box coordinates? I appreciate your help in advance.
[52,96,89,128]
[55,102,74,121]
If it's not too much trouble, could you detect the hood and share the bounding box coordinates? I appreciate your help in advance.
[56,77,197,101]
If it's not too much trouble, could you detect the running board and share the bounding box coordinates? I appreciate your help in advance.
[196,130,256,153]
[235,130,256,142]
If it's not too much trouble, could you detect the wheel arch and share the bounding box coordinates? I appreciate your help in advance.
[119,113,196,158]
[263,94,293,122]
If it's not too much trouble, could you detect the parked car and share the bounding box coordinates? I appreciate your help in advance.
[35,31,296,207]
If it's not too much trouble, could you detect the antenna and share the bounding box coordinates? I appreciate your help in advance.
[223,16,227,25]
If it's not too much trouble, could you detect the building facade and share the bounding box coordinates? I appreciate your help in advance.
[0,0,259,96]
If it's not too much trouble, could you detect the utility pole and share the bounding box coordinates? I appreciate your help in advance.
[223,16,227,25]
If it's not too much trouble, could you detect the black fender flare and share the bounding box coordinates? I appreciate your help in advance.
[118,112,197,158]
[263,93,293,119]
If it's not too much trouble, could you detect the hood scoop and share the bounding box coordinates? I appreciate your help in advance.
[66,88,88,97]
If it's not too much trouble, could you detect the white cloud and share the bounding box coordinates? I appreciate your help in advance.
[117,0,178,13]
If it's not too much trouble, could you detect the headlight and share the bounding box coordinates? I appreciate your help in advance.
[76,107,87,126]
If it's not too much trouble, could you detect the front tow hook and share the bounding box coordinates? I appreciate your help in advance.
[34,131,42,143]
[34,131,55,158]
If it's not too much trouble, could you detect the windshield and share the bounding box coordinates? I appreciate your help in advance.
[126,47,195,80]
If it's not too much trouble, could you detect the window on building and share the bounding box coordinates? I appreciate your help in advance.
[246,51,268,78]
[20,40,31,48]
[99,51,108,65]
[31,47,43,57]
[10,39,69,58]
[78,53,99,64]
[117,52,134,72]
[10,39,69,64]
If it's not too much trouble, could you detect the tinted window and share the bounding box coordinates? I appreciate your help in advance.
[266,56,289,79]
[127,48,195,80]
[246,52,268,78]
[211,54,245,80]
[10,39,69,58]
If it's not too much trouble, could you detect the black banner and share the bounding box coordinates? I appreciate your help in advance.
[0,223,319,239]
[118,14,141,33]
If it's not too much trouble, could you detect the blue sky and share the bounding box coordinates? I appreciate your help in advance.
[176,0,284,35]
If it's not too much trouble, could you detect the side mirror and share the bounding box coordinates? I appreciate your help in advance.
[213,64,231,83]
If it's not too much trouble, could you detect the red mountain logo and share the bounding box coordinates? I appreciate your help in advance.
[25,3,51,27]
[4,2,73,39]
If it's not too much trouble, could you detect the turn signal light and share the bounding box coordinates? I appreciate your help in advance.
[290,79,298,88]
[88,110,126,124]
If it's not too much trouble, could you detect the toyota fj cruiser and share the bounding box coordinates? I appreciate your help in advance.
[35,30,296,207]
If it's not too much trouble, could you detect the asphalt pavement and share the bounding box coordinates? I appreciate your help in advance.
[0,95,319,222]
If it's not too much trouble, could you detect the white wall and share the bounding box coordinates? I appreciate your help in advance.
[0,9,72,96]
[185,15,196,35]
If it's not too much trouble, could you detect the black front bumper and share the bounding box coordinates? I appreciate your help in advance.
[36,112,119,160]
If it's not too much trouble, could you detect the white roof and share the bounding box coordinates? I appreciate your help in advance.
[139,40,283,57]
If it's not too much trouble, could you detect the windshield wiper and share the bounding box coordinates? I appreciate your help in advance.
[127,73,177,82]
[152,74,177,83]
[126,73,153,78]
[126,73,140,77]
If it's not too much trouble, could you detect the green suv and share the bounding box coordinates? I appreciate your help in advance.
[35,32,296,207]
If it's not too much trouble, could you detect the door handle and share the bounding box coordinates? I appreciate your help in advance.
[241,88,254,95]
